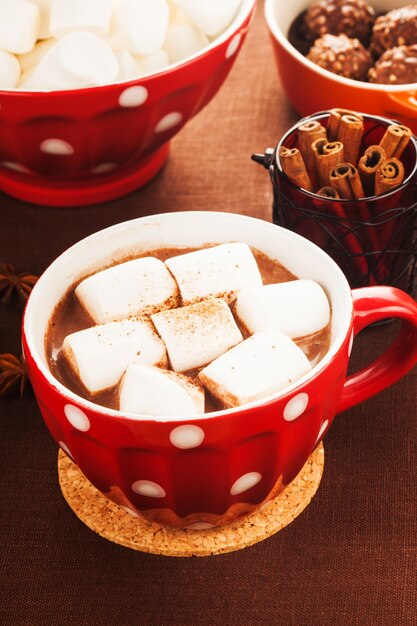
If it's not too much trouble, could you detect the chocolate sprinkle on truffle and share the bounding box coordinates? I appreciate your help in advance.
[307,33,373,81]
[368,44,417,84]
[304,0,375,46]
[370,5,417,58]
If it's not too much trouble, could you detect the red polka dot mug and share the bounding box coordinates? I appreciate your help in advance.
[22,212,417,528]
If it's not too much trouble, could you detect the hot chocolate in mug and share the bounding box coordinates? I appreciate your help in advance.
[22,212,417,528]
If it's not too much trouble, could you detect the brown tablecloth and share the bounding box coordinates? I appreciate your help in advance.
[1,5,416,625]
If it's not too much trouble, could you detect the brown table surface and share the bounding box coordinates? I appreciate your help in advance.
[1,5,416,626]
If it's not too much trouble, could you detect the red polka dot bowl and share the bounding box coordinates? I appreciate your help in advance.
[0,0,255,207]
[22,212,417,529]
[265,0,417,133]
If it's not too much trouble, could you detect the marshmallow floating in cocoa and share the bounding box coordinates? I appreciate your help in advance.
[151,298,243,373]
[165,243,263,306]
[119,364,205,416]
[75,257,180,325]
[62,319,167,395]
[0,1,40,54]
[199,330,312,409]
[174,0,242,37]
[50,0,114,38]
[21,31,118,90]
[235,280,331,339]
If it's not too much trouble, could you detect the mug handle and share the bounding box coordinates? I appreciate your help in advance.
[338,286,417,413]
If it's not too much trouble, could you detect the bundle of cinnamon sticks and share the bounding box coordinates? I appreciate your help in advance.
[279,109,412,200]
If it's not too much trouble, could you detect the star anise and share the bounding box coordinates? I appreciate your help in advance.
[0,263,38,305]
[0,353,28,398]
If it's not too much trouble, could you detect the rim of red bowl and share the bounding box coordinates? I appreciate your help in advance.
[264,0,417,91]
[23,211,353,423]
[0,0,256,96]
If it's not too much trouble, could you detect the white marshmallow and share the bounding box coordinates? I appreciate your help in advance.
[235,280,331,339]
[164,22,208,64]
[50,0,113,38]
[0,1,40,54]
[173,0,242,37]
[22,32,118,91]
[75,257,180,325]
[110,0,170,56]
[119,364,205,416]
[115,49,140,81]
[33,0,53,39]
[152,298,242,372]
[165,243,263,306]
[18,39,56,74]
[62,319,167,395]
[136,49,170,76]
[18,69,35,90]
[0,50,21,88]
[199,330,312,408]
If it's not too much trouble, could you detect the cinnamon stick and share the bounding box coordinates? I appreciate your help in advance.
[311,138,344,188]
[330,163,365,200]
[379,124,412,159]
[327,109,363,142]
[375,158,405,195]
[329,163,365,200]
[297,120,327,189]
[336,114,364,167]
[358,145,387,196]
[279,146,313,191]
[316,186,340,199]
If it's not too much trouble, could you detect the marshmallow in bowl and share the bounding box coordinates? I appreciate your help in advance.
[50,0,113,39]
[1,0,244,90]
[114,49,141,81]
[199,330,312,408]
[33,0,53,40]
[173,0,242,37]
[151,298,243,372]
[110,0,170,56]
[75,257,180,324]
[136,49,170,76]
[165,22,209,64]
[0,1,40,54]
[165,243,263,306]
[235,280,331,339]
[18,39,56,74]
[119,364,205,416]
[21,32,118,90]
[62,319,167,395]
[0,50,21,89]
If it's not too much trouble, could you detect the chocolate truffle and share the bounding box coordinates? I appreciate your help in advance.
[368,44,417,84]
[307,33,373,81]
[370,5,417,58]
[304,0,375,46]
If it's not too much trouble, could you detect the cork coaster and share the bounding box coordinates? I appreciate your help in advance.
[58,443,324,557]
